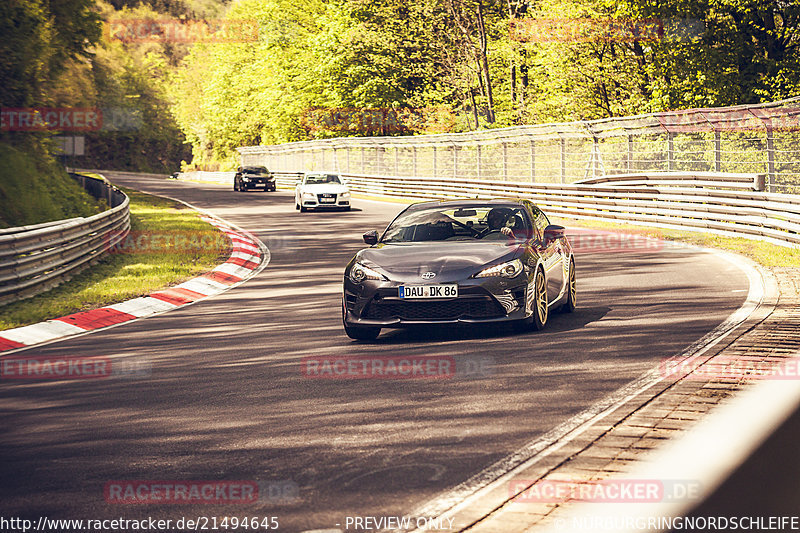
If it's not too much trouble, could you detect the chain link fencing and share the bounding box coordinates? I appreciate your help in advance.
[239,97,800,194]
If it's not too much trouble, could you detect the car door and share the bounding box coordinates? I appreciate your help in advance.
[530,206,563,304]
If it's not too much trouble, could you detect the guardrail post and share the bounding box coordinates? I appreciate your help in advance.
[755,173,766,191]
[767,131,776,192]
[453,145,457,179]
[476,145,482,180]
[502,143,508,181]
[667,132,675,171]
[627,135,633,171]
[715,131,722,172]
[560,138,566,183]
[529,139,536,183]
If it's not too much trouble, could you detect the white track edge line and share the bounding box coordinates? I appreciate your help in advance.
[0,175,271,356]
[397,240,769,532]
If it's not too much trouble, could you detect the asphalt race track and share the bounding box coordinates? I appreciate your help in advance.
[0,174,750,532]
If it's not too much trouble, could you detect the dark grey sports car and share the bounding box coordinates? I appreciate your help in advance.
[342,199,576,340]
[234,165,276,191]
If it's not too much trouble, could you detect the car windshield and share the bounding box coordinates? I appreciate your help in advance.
[242,166,267,174]
[305,174,341,185]
[382,204,531,243]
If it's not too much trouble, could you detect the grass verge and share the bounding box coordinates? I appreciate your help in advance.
[0,142,105,228]
[0,186,230,330]
[551,216,800,268]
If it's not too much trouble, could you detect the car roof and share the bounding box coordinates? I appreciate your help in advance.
[405,198,526,211]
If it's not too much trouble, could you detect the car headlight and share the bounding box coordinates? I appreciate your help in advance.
[302,192,315,199]
[340,191,350,198]
[349,262,385,283]
[475,259,523,279]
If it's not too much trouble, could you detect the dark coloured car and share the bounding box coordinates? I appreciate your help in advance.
[234,165,275,191]
[342,199,576,340]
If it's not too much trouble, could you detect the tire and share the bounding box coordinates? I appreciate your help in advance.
[233,180,239,191]
[561,258,576,313]
[532,267,548,330]
[295,203,300,210]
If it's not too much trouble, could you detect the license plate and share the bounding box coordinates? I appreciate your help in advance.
[399,285,458,299]
[319,197,336,203]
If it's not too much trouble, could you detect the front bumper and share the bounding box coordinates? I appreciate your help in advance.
[343,277,530,328]
[302,194,350,208]
[242,177,275,185]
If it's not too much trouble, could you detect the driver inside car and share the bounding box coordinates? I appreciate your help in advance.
[484,207,524,238]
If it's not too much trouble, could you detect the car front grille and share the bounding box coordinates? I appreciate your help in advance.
[317,193,337,202]
[362,297,505,320]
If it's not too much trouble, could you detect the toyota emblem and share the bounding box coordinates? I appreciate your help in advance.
[421,271,436,280]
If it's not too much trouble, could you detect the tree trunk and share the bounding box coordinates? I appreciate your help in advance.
[476,0,495,122]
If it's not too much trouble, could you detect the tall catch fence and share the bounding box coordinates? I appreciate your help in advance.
[239,97,800,194]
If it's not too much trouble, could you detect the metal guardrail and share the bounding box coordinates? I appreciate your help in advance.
[272,170,800,247]
[0,173,131,305]
[240,97,800,194]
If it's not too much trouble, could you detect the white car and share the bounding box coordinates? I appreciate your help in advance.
[295,172,351,212]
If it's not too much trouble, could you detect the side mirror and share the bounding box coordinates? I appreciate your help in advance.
[363,230,379,245]
[543,224,565,242]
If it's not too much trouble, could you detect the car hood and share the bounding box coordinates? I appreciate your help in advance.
[300,184,349,194]
[357,241,522,282]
